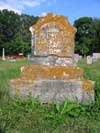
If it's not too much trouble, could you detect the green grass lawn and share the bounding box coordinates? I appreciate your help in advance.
[0,58,100,132]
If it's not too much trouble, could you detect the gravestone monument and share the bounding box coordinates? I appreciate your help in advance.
[2,48,6,61]
[93,53,100,62]
[10,13,94,103]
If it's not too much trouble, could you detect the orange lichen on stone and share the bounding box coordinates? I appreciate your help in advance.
[31,13,76,57]
[10,13,94,103]
[11,78,33,84]
[21,65,83,80]
[11,77,34,89]
[32,13,76,32]
[82,80,94,93]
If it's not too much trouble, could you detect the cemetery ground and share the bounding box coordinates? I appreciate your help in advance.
[0,58,100,132]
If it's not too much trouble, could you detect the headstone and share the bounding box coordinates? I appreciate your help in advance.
[93,53,100,59]
[92,53,100,62]
[10,13,94,104]
[73,54,80,63]
[87,56,92,64]
[2,48,6,61]
[27,54,30,60]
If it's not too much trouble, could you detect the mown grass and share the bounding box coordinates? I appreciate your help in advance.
[0,58,100,132]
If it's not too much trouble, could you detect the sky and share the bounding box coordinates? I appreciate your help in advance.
[0,0,100,24]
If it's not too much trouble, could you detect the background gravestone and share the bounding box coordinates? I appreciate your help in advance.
[10,13,94,104]
[87,56,93,64]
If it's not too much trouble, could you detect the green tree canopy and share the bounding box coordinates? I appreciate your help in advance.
[0,9,39,56]
[74,17,100,56]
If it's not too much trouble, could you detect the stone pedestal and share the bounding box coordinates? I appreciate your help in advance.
[10,65,94,104]
[10,79,94,104]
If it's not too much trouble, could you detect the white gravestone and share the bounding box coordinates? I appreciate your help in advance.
[93,53,100,62]
[87,56,92,64]
[2,48,6,61]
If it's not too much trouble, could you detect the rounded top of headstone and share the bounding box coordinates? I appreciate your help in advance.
[30,13,77,57]
[31,13,77,33]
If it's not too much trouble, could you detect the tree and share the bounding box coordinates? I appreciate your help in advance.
[92,18,100,53]
[0,9,39,55]
[74,17,100,56]
[0,9,21,55]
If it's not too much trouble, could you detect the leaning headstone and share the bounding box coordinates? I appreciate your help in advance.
[87,56,92,64]
[2,48,6,61]
[10,13,94,104]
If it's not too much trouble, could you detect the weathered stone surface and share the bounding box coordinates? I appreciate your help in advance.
[30,13,76,57]
[21,65,83,80]
[10,79,94,104]
[29,56,76,66]
[10,13,95,104]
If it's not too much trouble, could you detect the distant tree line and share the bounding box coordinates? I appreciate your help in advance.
[0,9,100,56]
[0,9,38,56]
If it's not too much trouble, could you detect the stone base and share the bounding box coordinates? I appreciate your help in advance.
[21,65,83,80]
[29,56,76,66]
[10,79,94,104]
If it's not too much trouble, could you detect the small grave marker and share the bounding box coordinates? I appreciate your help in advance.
[2,48,6,61]
[87,56,92,64]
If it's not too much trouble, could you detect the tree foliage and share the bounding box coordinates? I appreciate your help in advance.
[74,17,100,56]
[0,9,39,56]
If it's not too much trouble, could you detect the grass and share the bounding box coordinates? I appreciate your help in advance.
[0,58,100,132]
